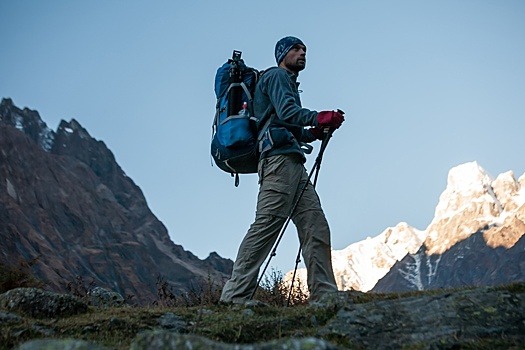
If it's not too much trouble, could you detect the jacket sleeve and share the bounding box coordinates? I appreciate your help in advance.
[299,128,317,143]
[264,69,318,127]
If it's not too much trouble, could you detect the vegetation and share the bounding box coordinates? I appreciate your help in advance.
[0,267,523,349]
[0,268,324,349]
[154,268,309,308]
[0,259,43,293]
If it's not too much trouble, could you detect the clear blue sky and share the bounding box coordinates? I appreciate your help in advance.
[1,1,524,274]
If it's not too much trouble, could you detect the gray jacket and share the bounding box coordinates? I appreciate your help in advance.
[254,67,318,162]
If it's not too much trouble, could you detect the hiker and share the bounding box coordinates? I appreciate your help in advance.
[220,36,344,304]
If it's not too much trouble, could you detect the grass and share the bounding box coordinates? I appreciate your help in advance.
[1,266,523,349]
[0,302,340,349]
[0,267,328,349]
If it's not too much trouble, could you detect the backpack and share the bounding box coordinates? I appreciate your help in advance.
[211,50,270,186]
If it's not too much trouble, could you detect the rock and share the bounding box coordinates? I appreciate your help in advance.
[241,308,255,317]
[130,330,339,350]
[157,312,188,332]
[374,231,525,292]
[0,311,22,324]
[14,338,108,350]
[30,324,55,337]
[87,287,124,308]
[320,285,525,349]
[0,288,88,318]
[309,291,357,312]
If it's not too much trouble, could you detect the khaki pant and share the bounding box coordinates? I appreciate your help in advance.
[220,154,337,303]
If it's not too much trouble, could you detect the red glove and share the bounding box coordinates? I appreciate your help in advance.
[309,127,326,140]
[317,110,345,129]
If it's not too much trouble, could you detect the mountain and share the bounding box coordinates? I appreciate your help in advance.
[288,161,525,294]
[0,98,232,304]
[330,222,426,292]
[374,161,525,292]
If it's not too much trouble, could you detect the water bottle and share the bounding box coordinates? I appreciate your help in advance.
[238,102,249,118]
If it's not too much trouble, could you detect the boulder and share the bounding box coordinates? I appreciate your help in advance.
[320,285,525,349]
[87,287,124,308]
[157,312,188,332]
[130,331,339,350]
[0,288,87,318]
[14,338,108,350]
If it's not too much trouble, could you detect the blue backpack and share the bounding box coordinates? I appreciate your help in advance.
[211,51,269,186]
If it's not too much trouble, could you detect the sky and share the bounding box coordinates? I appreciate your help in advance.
[1,1,524,275]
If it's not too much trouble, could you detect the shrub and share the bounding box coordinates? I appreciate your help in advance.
[0,258,43,293]
[254,268,308,306]
[155,274,224,307]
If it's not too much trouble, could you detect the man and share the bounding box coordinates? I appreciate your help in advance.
[220,36,344,304]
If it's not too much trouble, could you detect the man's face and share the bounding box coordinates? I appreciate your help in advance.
[280,44,306,73]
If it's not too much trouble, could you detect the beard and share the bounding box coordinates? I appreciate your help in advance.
[285,59,306,73]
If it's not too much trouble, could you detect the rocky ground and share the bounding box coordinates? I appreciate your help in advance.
[1,283,524,350]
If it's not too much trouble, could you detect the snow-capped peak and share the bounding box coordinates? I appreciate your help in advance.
[445,161,492,193]
[286,162,524,295]
[286,222,426,294]
[434,161,495,220]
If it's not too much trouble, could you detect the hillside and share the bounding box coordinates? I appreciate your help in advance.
[0,98,232,304]
[1,283,524,349]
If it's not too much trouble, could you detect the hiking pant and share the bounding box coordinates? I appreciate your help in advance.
[220,154,338,303]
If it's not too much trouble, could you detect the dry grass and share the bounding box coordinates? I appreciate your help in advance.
[1,267,523,349]
[0,259,43,293]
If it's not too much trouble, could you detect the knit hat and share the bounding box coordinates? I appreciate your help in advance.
[275,36,305,65]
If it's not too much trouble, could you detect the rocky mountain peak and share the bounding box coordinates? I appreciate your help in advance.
[0,98,232,304]
[289,221,426,293]
[492,170,523,212]
[288,161,524,295]
[434,161,494,219]
[56,118,92,140]
[426,162,524,255]
[372,162,524,293]
[446,161,491,190]
[0,98,55,152]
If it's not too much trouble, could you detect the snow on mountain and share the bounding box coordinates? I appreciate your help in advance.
[286,161,525,294]
[0,98,56,152]
[331,222,426,292]
[426,161,524,255]
[434,161,494,219]
[286,222,426,293]
[38,121,55,151]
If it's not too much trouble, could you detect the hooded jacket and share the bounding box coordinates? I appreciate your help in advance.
[253,67,318,162]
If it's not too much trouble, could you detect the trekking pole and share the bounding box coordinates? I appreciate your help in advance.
[250,127,335,301]
[286,129,333,306]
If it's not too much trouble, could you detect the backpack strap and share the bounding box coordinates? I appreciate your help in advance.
[300,143,314,154]
[226,81,253,101]
[257,115,274,153]
[218,81,256,125]
[234,173,240,187]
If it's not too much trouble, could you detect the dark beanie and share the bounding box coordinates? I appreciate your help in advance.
[275,36,305,65]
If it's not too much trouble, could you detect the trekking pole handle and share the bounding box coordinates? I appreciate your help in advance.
[319,128,334,154]
[321,109,344,135]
